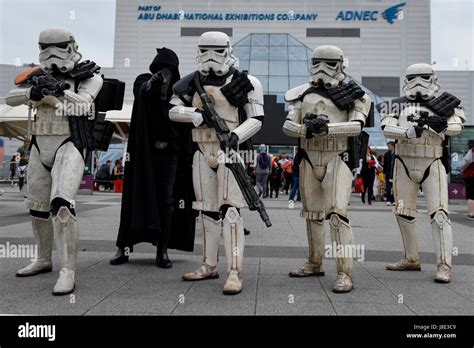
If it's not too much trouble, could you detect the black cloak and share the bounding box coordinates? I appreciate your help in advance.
[116,47,196,252]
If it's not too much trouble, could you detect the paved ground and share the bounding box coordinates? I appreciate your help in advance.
[0,184,473,316]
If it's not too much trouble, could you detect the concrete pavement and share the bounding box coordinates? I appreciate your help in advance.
[0,184,473,315]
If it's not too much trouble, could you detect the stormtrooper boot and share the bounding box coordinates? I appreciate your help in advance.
[431,210,453,283]
[223,207,244,295]
[16,216,54,277]
[182,214,220,281]
[52,207,79,296]
[386,216,421,271]
[289,219,325,277]
[329,214,353,293]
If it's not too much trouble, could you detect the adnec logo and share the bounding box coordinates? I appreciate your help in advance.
[336,2,406,24]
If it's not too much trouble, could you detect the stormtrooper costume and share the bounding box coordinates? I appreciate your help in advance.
[169,32,264,295]
[6,28,103,295]
[282,46,372,293]
[380,63,465,283]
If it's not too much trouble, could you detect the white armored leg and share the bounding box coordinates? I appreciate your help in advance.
[289,219,326,277]
[182,214,221,281]
[16,216,54,277]
[329,214,353,293]
[52,206,79,295]
[386,216,421,271]
[222,207,244,295]
[431,210,453,283]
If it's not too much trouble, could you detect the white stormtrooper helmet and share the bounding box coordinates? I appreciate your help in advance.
[309,45,347,89]
[402,63,440,100]
[196,31,236,76]
[38,27,82,73]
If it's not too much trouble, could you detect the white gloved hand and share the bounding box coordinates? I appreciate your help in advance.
[192,111,204,127]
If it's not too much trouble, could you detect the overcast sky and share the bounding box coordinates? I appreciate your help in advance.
[0,0,472,70]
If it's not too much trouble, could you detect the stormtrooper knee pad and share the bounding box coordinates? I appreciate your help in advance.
[222,206,244,272]
[430,210,453,267]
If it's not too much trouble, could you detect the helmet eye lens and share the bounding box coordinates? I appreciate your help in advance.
[326,61,338,68]
[407,76,416,81]
[311,59,322,65]
[419,74,432,81]
[200,49,208,53]
[39,41,70,50]
[215,49,225,54]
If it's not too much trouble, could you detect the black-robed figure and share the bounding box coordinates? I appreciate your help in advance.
[111,48,196,268]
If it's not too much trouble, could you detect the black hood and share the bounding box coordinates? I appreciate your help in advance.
[149,47,180,76]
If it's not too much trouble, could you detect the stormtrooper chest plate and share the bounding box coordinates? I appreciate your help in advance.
[301,93,349,155]
[33,77,76,136]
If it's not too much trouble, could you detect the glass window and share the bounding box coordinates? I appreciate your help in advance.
[255,75,268,92]
[269,46,288,60]
[233,46,250,61]
[236,59,249,71]
[251,34,269,46]
[269,76,289,93]
[269,61,288,76]
[236,35,251,46]
[290,76,309,88]
[289,61,309,76]
[288,35,304,46]
[289,47,309,61]
[250,61,268,75]
[270,34,287,46]
[250,46,269,60]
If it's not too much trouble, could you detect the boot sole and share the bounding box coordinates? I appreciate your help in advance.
[385,267,421,271]
[434,278,450,284]
[223,289,242,295]
[182,274,219,281]
[16,267,53,277]
[53,285,75,296]
[289,271,325,278]
[109,258,129,266]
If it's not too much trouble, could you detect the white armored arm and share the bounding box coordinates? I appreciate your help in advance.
[168,95,205,126]
[282,102,306,138]
[232,75,263,143]
[5,87,31,106]
[444,107,465,136]
[327,94,371,137]
[63,73,103,116]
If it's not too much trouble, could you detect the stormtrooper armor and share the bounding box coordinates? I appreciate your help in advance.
[169,32,264,295]
[6,28,103,295]
[380,63,465,283]
[282,45,372,293]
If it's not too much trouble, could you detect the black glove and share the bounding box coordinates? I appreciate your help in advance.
[220,132,239,152]
[29,85,44,101]
[414,125,424,138]
[304,115,329,137]
[146,72,165,92]
[221,71,254,107]
[426,115,448,133]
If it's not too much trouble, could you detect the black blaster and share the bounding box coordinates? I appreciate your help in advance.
[193,74,272,228]
[27,71,70,97]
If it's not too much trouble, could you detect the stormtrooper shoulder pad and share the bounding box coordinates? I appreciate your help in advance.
[173,71,198,96]
[284,83,311,102]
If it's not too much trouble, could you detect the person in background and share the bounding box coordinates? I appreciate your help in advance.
[255,144,271,198]
[96,160,113,190]
[269,157,283,198]
[16,139,30,194]
[113,159,124,180]
[460,139,474,220]
[289,149,302,203]
[384,141,396,206]
[9,155,17,187]
[360,147,381,205]
[282,155,293,195]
